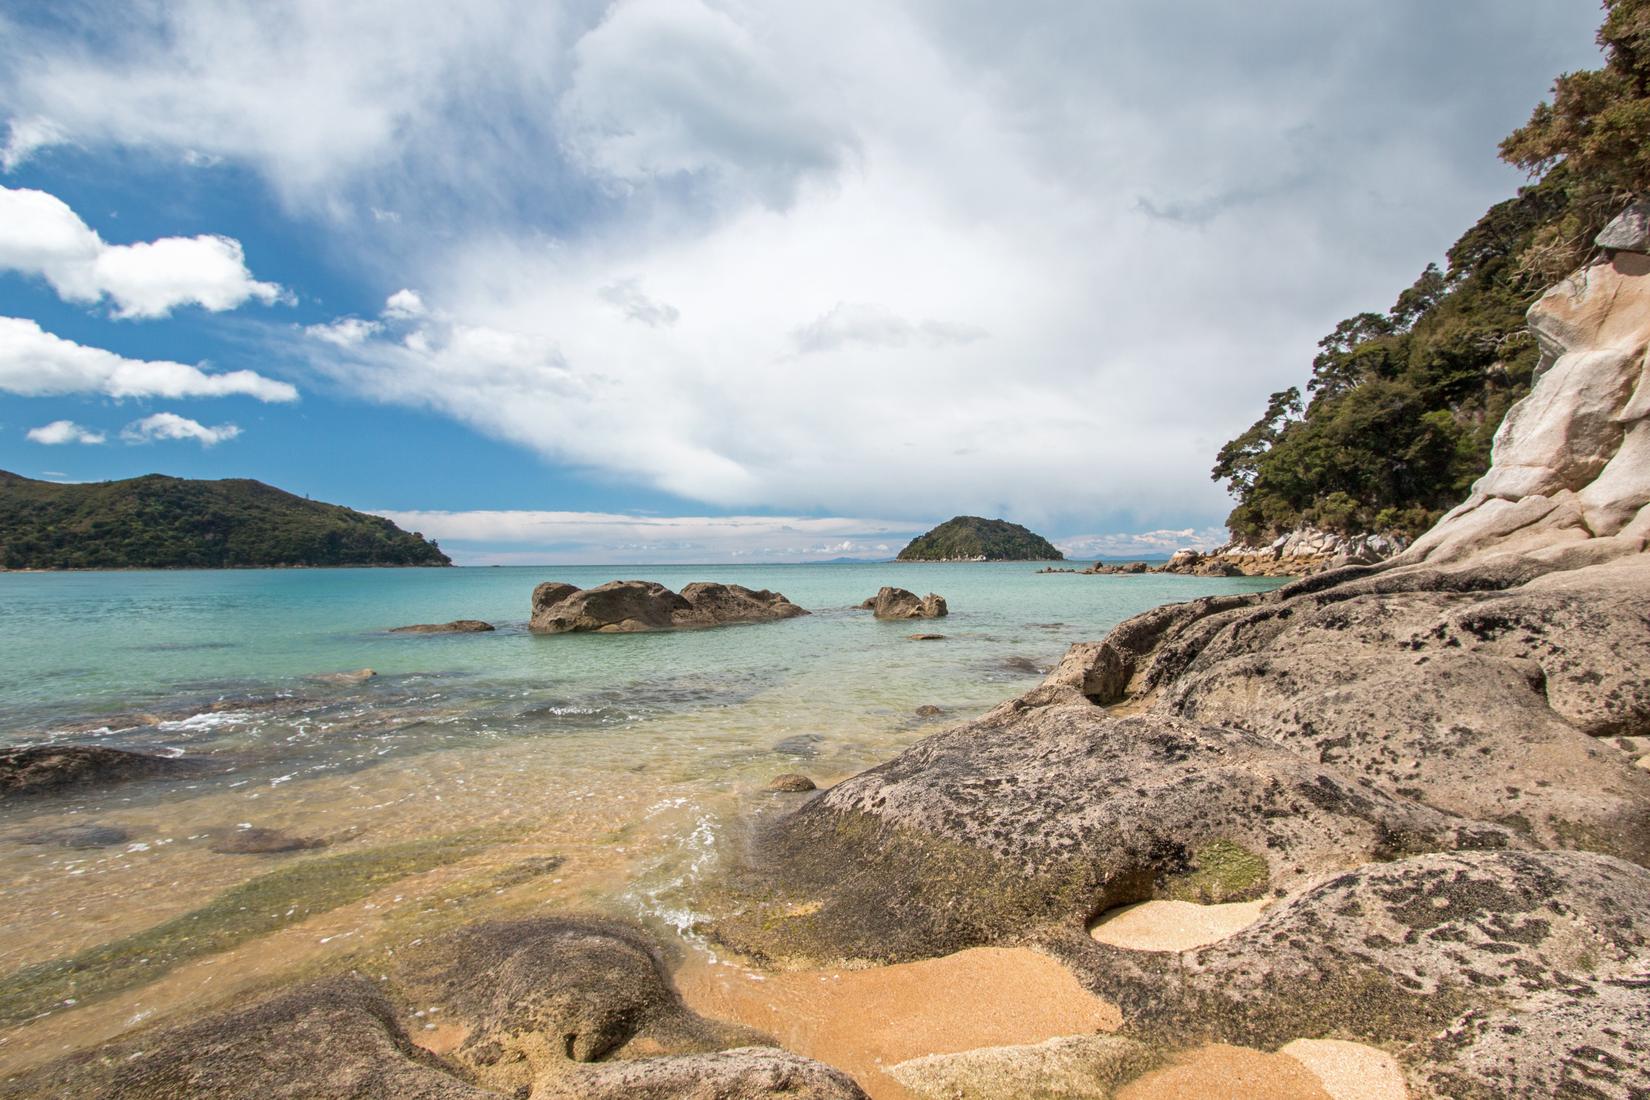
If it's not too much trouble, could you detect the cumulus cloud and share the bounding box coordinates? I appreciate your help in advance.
[121,412,241,447]
[0,185,284,318]
[382,288,426,320]
[0,316,298,402]
[370,508,918,564]
[1,2,1608,533]
[26,419,105,445]
[305,316,383,347]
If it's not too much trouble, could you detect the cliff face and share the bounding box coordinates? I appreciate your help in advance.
[1400,227,1650,570]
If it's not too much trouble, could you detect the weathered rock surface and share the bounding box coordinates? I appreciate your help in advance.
[887,1034,1154,1100]
[1597,199,1650,253]
[861,587,948,619]
[0,745,201,800]
[389,620,495,634]
[534,1049,869,1100]
[1071,851,1650,1048]
[6,917,864,1100]
[711,700,1514,966]
[529,580,808,633]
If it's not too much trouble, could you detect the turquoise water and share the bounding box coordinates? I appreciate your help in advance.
[0,563,1283,1066]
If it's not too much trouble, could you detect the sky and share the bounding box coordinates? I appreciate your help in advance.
[0,1,1607,564]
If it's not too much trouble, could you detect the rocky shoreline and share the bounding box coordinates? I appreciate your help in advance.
[6,224,1650,1097]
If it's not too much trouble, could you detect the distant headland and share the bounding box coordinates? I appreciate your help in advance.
[896,515,1063,562]
[0,470,450,570]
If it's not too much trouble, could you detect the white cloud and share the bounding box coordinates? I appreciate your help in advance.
[792,302,987,355]
[121,412,241,447]
[382,288,425,320]
[1057,527,1230,559]
[305,316,382,347]
[0,316,298,402]
[370,508,919,564]
[597,278,679,327]
[0,2,1609,533]
[26,419,105,445]
[0,185,284,318]
[1,116,63,171]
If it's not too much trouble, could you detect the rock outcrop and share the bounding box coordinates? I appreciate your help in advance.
[860,587,948,619]
[529,580,808,633]
[0,745,202,800]
[389,620,495,634]
[5,917,866,1100]
[713,229,1650,1097]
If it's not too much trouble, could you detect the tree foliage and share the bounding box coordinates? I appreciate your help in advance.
[1213,1,1645,542]
[0,470,451,570]
[897,516,1063,561]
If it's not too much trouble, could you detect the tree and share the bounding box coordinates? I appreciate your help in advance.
[1500,0,1650,277]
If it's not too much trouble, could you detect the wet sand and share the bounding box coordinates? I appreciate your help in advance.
[1279,1039,1409,1100]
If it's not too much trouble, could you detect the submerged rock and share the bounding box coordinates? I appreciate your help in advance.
[0,745,200,800]
[389,620,495,634]
[208,827,329,855]
[767,774,817,793]
[9,917,864,1100]
[529,580,808,634]
[862,587,948,619]
[16,823,131,848]
[907,633,946,641]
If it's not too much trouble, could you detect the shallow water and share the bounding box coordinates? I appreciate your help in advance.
[0,563,1283,1071]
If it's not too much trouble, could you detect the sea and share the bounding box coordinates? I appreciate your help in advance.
[0,562,1282,1070]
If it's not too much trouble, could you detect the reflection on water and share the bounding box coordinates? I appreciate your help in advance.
[0,563,1283,1073]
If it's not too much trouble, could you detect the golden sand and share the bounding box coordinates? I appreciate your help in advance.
[1089,898,1269,951]
[1117,1043,1334,1100]
[1279,1039,1410,1100]
[676,945,1121,1099]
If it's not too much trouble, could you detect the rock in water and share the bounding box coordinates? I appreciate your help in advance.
[529,580,808,634]
[389,620,495,634]
[0,745,199,800]
[768,774,817,792]
[10,917,866,1100]
[863,587,948,619]
[17,823,131,848]
[209,827,329,854]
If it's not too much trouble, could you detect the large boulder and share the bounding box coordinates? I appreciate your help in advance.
[0,745,202,800]
[529,580,807,633]
[709,698,1513,966]
[861,587,948,619]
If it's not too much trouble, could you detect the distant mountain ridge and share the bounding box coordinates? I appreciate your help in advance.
[896,516,1063,562]
[0,470,450,570]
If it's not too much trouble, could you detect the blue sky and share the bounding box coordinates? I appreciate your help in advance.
[0,1,1606,562]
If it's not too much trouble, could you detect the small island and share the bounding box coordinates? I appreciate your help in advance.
[0,470,450,569]
[896,515,1063,562]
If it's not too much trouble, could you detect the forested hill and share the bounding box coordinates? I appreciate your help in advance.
[0,471,451,569]
[897,516,1064,561]
[1212,0,1650,543]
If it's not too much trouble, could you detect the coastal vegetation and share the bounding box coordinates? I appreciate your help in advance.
[1213,0,1650,542]
[896,516,1063,561]
[0,470,450,569]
